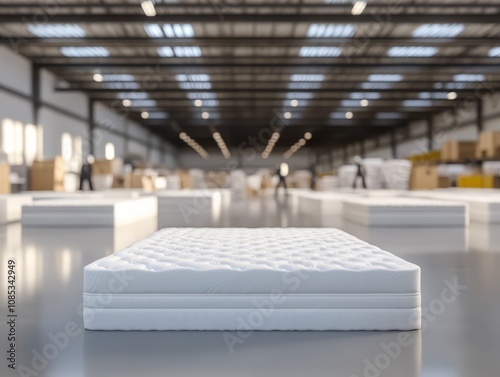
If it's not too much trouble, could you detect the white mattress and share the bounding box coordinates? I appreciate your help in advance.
[155,190,220,225]
[407,190,500,224]
[0,194,33,224]
[22,196,157,227]
[343,197,467,227]
[298,191,354,217]
[84,228,421,331]
[22,191,105,201]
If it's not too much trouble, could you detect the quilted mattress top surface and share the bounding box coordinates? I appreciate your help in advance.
[84,228,420,295]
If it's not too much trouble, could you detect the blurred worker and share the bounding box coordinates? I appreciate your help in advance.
[352,155,367,189]
[275,162,289,196]
[79,154,95,191]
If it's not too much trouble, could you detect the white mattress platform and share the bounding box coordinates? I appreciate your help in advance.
[0,194,33,224]
[22,196,158,227]
[84,228,421,331]
[343,197,467,227]
[155,190,221,226]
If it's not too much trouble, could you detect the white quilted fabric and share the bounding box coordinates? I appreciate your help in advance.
[84,228,420,295]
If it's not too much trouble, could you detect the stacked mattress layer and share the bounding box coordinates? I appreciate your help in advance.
[298,191,354,217]
[22,196,158,227]
[343,196,467,227]
[0,194,33,224]
[407,190,500,224]
[84,227,421,331]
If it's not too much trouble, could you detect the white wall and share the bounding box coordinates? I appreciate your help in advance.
[0,46,177,167]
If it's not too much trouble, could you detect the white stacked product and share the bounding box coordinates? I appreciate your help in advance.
[0,194,33,224]
[318,175,339,191]
[188,169,206,189]
[23,191,105,201]
[482,161,500,175]
[361,158,384,189]
[338,165,357,188]
[407,190,500,224]
[156,190,220,225]
[102,189,143,199]
[165,175,182,190]
[92,175,114,190]
[230,170,246,199]
[343,196,467,227]
[298,191,355,220]
[381,159,412,190]
[22,196,158,227]
[292,170,312,189]
[83,228,421,331]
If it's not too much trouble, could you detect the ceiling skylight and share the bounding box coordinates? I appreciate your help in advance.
[330,112,347,119]
[117,92,148,100]
[488,47,500,57]
[412,24,464,38]
[306,24,355,38]
[197,99,219,107]
[434,82,469,90]
[179,82,212,90]
[187,92,217,99]
[350,92,381,100]
[368,74,403,82]
[60,46,109,57]
[157,46,202,57]
[299,46,342,57]
[387,46,438,57]
[129,99,158,107]
[402,99,434,107]
[288,83,322,90]
[176,74,210,81]
[360,82,393,90]
[27,24,86,38]
[341,99,365,107]
[290,74,325,81]
[418,92,449,100]
[101,74,135,81]
[163,24,195,38]
[103,82,140,89]
[453,74,485,82]
[145,24,195,38]
[286,92,314,99]
[283,99,307,107]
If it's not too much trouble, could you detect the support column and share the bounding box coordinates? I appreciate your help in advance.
[88,98,95,156]
[390,128,397,158]
[31,64,41,126]
[477,98,483,133]
[427,116,434,151]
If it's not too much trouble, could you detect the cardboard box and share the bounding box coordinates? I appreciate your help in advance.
[178,170,192,189]
[476,131,500,159]
[93,158,123,176]
[112,175,131,189]
[0,164,11,194]
[128,174,155,191]
[409,164,451,190]
[441,141,476,162]
[30,157,65,191]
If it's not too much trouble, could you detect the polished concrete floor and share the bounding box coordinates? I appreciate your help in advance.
[1,194,500,377]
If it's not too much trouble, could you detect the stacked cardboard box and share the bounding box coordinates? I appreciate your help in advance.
[476,131,500,159]
[441,141,476,162]
[457,175,500,188]
[30,157,65,191]
[409,164,450,190]
[0,164,10,194]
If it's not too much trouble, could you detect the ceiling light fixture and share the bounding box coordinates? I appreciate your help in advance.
[284,112,292,120]
[447,92,458,100]
[290,99,299,107]
[194,99,203,107]
[141,111,149,119]
[213,132,231,159]
[306,24,355,38]
[122,99,131,107]
[360,99,369,107]
[93,73,103,82]
[202,112,210,119]
[304,132,312,140]
[345,111,353,119]
[351,1,367,15]
[262,132,280,159]
[141,0,157,17]
[284,136,310,159]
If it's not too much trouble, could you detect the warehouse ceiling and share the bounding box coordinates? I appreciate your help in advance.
[1,0,500,153]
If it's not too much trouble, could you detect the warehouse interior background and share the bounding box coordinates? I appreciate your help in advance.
[1,1,500,377]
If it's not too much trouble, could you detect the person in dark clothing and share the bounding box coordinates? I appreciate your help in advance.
[275,163,289,196]
[352,155,367,189]
[79,155,95,191]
